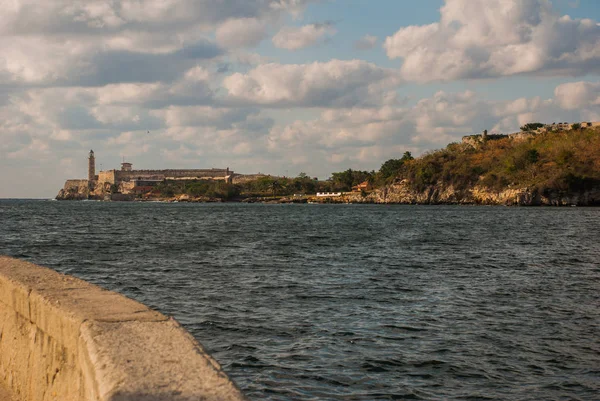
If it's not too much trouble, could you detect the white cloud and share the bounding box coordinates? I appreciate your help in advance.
[384,0,600,82]
[354,34,378,50]
[272,23,336,50]
[223,59,402,107]
[155,106,262,129]
[0,0,318,86]
[0,36,92,84]
[216,18,268,48]
[0,0,314,35]
[554,81,600,110]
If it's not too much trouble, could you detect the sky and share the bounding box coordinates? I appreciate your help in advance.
[1,0,600,198]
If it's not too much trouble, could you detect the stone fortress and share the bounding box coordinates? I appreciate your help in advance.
[56,150,236,200]
[462,121,600,147]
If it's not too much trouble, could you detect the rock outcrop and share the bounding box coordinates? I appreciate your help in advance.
[55,180,121,201]
[55,180,91,200]
[343,180,600,206]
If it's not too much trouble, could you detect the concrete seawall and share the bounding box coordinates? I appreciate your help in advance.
[0,256,246,401]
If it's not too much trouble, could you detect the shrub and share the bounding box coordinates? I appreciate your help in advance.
[520,122,544,131]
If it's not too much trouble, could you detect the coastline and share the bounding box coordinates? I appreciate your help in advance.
[53,128,600,207]
[53,176,600,206]
[52,190,600,206]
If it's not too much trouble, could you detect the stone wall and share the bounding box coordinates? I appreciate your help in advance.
[114,169,231,182]
[0,256,246,401]
[97,171,116,185]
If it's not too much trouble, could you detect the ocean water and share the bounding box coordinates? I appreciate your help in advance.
[1,200,599,400]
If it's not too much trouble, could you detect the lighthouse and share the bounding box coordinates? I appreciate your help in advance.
[88,150,96,182]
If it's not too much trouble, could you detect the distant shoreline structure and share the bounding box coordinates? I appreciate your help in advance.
[55,123,600,206]
[462,121,600,147]
[56,151,265,201]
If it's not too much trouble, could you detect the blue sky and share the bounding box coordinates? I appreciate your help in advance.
[1,0,600,197]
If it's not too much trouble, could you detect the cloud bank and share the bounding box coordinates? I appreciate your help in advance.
[272,23,337,50]
[384,0,600,82]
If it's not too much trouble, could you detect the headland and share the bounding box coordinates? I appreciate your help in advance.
[56,122,600,206]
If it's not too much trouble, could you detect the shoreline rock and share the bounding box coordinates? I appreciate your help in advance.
[55,180,600,206]
[337,181,600,206]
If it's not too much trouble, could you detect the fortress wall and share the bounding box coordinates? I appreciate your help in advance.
[97,171,116,185]
[0,256,246,401]
[115,170,231,181]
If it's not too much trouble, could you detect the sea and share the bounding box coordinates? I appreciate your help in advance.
[1,200,599,400]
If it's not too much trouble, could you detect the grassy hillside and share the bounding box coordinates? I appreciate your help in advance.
[398,128,600,195]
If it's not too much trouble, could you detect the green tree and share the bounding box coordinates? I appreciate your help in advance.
[526,149,539,164]
[268,180,281,197]
[401,151,414,162]
[378,152,414,182]
[572,123,581,130]
[330,169,373,191]
[379,159,403,180]
[520,122,544,131]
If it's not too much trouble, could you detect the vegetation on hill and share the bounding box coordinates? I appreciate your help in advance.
[325,151,415,192]
[397,127,600,196]
[153,174,334,200]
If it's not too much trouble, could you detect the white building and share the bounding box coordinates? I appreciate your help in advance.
[316,192,343,197]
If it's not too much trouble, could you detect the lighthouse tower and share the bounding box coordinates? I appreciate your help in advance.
[88,150,96,182]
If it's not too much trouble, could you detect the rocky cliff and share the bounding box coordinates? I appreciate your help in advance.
[343,180,600,206]
[55,180,91,200]
[56,180,116,201]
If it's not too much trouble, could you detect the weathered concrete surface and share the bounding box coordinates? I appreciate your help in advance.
[0,256,246,401]
[0,382,14,401]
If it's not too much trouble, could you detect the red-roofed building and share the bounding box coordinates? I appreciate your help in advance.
[352,181,372,192]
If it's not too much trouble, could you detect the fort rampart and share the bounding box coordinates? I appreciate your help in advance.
[97,169,231,185]
[0,256,246,401]
[63,180,89,191]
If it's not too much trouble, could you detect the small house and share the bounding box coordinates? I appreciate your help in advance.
[352,181,372,192]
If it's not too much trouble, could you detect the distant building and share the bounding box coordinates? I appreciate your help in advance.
[352,181,372,192]
[464,122,600,146]
[89,152,234,189]
[82,151,235,195]
[88,150,96,182]
[541,121,600,132]
[316,192,342,197]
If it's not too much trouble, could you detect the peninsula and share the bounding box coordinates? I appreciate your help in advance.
[56,122,600,206]
[56,152,264,201]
